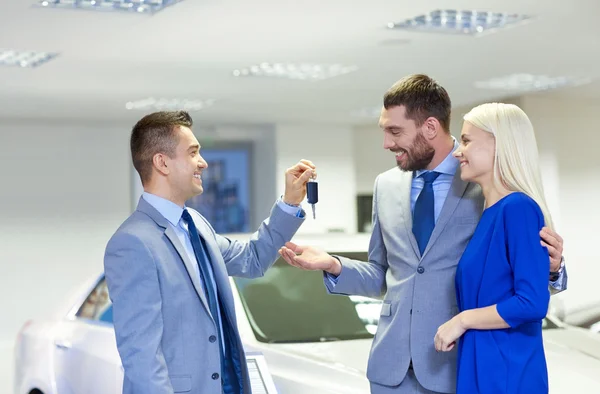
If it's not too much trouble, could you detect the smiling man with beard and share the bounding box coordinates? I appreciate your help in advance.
[277,74,568,394]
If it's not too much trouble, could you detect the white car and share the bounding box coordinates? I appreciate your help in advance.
[13,233,600,393]
[560,303,600,334]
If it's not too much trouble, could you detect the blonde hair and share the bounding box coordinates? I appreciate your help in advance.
[463,103,554,230]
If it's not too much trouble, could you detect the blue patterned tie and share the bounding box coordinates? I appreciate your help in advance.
[413,171,440,255]
[181,209,240,394]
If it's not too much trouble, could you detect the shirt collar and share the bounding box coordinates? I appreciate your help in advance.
[142,192,185,227]
[415,137,459,178]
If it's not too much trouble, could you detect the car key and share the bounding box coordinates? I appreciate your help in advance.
[307,178,318,219]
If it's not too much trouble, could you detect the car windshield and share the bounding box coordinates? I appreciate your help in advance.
[233,252,379,343]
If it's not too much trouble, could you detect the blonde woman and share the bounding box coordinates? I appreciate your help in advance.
[434,103,553,393]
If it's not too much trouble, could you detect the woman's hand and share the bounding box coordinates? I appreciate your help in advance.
[434,314,466,352]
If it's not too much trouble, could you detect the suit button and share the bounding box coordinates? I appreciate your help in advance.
[209,335,217,343]
[417,267,425,274]
[212,373,219,380]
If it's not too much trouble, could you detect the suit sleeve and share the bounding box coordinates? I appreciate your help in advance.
[104,233,174,394]
[324,175,388,298]
[204,200,304,278]
[496,198,551,327]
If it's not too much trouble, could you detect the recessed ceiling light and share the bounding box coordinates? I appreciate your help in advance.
[125,98,215,111]
[475,74,591,92]
[232,63,358,81]
[387,9,532,36]
[37,0,183,14]
[0,49,59,68]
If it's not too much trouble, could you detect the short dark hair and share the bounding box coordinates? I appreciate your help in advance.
[130,110,193,185]
[383,74,452,132]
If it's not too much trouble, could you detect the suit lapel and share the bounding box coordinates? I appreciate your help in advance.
[163,226,211,314]
[397,170,421,259]
[195,220,237,324]
[423,169,470,257]
[136,197,211,315]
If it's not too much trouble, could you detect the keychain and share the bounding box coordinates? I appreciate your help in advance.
[307,176,318,219]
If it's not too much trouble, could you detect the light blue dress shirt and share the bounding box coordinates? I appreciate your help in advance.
[142,192,302,352]
[411,139,460,224]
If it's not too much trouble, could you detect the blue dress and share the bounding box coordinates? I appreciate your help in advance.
[455,192,550,393]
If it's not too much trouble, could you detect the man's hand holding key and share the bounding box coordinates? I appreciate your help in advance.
[283,159,317,209]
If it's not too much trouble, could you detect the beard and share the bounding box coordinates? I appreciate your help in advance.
[395,131,435,172]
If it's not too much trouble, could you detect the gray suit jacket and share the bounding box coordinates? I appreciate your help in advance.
[327,167,567,393]
[104,197,303,394]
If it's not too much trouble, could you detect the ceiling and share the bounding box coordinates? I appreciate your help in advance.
[1,0,599,125]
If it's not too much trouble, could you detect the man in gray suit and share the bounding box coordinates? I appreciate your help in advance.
[104,110,315,394]
[279,74,567,394]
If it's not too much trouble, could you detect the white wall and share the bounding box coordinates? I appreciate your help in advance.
[0,118,133,391]
[276,124,357,234]
[353,124,397,195]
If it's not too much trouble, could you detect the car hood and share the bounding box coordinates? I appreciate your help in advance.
[271,333,600,391]
[544,327,600,361]
[271,338,372,375]
[543,333,600,391]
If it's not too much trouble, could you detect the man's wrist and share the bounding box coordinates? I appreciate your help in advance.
[282,196,300,207]
[550,256,565,281]
[326,256,342,276]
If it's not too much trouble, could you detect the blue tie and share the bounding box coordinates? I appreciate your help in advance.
[181,209,240,394]
[413,171,440,255]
